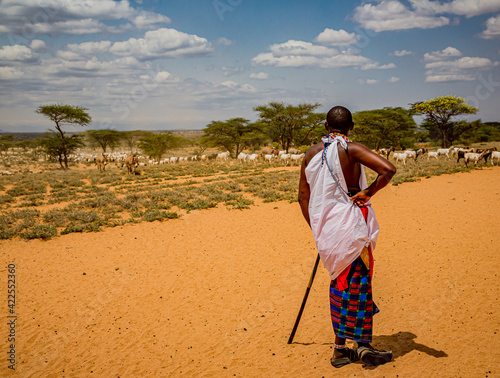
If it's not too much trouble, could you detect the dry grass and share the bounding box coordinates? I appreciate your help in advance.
[0,143,498,240]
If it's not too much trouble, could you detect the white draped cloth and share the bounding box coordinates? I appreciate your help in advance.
[305,136,380,280]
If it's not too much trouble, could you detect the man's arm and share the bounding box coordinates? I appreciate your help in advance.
[348,142,396,206]
[298,146,320,227]
[298,155,311,227]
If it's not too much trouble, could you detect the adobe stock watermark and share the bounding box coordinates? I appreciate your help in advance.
[7,0,64,45]
[464,73,500,108]
[94,63,169,129]
[353,25,379,50]
[213,0,243,21]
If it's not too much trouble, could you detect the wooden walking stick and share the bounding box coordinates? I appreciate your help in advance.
[287,253,321,344]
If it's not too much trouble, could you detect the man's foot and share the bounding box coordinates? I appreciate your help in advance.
[357,346,392,366]
[330,347,359,368]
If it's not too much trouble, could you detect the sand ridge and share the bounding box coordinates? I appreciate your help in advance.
[0,167,499,377]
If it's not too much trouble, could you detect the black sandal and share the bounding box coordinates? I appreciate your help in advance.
[330,347,359,368]
[357,346,392,366]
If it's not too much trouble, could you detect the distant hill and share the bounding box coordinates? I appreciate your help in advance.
[0,129,205,140]
[0,132,48,141]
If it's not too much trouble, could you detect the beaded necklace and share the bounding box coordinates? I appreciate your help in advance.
[321,132,351,145]
[321,132,351,196]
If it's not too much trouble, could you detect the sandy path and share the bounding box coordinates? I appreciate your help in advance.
[0,167,499,377]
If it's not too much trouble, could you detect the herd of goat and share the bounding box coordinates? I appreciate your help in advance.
[74,145,500,173]
[377,146,499,167]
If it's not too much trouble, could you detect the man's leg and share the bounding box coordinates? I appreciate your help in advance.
[330,335,360,368]
[332,335,346,360]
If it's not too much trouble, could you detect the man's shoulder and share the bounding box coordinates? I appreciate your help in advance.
[306,142,323,155]
[304,142,323,164]
[346,141,370,154]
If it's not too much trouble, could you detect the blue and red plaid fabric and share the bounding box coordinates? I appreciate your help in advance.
[329,257,379,343]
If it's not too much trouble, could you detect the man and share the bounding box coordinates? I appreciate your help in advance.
[298,106,396,367]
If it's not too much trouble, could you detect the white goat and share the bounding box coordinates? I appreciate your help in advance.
[217,151,230,161]
[280,153,291,165]
[247,153,259,164]
[464,150,488,167]
[427,151,439,160]
[393,152,408,166]
[264,154,274,163]
[290,153,305,165]
[491,151,500,165]
[237,152,248,163]
[404,150,417,160]
[437,147,452,158]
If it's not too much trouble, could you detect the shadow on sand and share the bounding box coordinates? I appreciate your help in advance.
[294,331,447,369]
[354,331,448,370]
[373,331,447,360]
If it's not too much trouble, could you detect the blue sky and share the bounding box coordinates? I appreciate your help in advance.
[0,0,499,132]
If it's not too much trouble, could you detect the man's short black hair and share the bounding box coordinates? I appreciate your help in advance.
[326,106,353,134]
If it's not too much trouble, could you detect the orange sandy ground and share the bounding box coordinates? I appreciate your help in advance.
[1,167,499,377]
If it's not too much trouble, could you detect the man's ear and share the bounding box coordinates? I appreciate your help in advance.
[324,121,329,131]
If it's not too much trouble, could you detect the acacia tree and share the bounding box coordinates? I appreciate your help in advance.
[351,107,417,150]
[422,119,482,146]
[254,102,322,152]
[86,129,121,153]
[200,118,263,157]
[40,132,84,168]
[137,132,179,161]
[121,130,152,152]
[410,96,477,148]
[36,104,91,169]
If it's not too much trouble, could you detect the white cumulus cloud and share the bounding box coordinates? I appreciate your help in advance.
[314,29,357,46]
[409,0,500,17]
[215,37,233,46]
[0,0,170,35]
[353,1,449,32]
[269,40,338,57]
[394,49,413,57]
[480,15,500,39]
[32,19,109,35]
[30,40,47,52]
[252,40,375,69]
[109,28,213,60]
[361,62,396,70]
[424,46,462,61]
[426,56,494,70]
[0,45,38,64]
[66,41,112,56]
[425,56,496,82]
[218,80,256,94]
[0,66,23,80]
[153,71,179,84]
[131,11,171,29]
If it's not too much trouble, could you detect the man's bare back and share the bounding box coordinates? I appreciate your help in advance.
[303,142,362,194]
[299,137,396,226]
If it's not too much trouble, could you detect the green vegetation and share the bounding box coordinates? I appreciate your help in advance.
[410,95,478,148]
[254,102,324,151]
[0,151,497,240]
[36,104,92,169]
[0,96,498,240]
[352,107,417,150]
[200,117,265,157]
[137,131,180,161]
[85,129,121,153]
